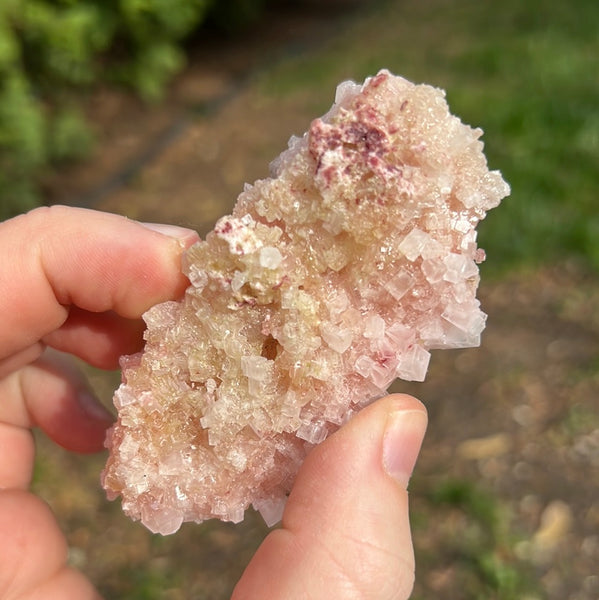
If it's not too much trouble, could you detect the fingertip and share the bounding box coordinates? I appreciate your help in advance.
[21,354,114,454]
[42,387,113,454]
[77,390,115,426]
[0,490,68,595]
[338,393,427,490]
[282,394,428,529]
[0,490,103,598]
[4,205,198,322]
[380,392,428,416]
[26,566,105,600]
[137,222,199,248]
[382,406,428,489]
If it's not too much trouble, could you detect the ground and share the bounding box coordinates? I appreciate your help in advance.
[35,1,598,598]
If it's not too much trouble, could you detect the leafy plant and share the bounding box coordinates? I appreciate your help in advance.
[0,0,269,221]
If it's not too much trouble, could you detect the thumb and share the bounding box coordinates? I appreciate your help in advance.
[233,394,427,600]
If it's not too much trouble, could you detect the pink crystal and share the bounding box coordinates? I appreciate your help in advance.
[102,70,509,534]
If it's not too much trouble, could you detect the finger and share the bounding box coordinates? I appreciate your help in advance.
[0,490,67,595]
[0,423,35,489]
[15,567,103,600]
[0,342,45,380]
[42,307,146,370]
[0,490,102,600]
[0,205,198,364]
[233,394,427,600]
[0,351,113,462]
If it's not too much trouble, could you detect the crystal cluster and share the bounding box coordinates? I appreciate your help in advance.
[102,70,509,534]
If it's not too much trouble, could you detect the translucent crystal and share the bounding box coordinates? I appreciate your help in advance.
[102,70,509,534]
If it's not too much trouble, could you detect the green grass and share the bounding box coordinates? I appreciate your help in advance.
[259,0,599,275]
[411,478,541,599]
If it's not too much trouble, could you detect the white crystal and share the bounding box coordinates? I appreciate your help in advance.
[363,314,386,340]
[320,322,354,353]
[253,497,287,528]
[141,506,184,536]
[385,270,414,300]
[297,421,329,444]
[259,246,283,269]
[231,270,247,292]
[241,355,272,382]
[443,253,479,283]
[398,228,431,261]
[396,344,431,382]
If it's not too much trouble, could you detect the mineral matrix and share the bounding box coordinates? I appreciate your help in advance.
[102,70,510,535]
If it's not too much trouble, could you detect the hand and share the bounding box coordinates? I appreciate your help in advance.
[0,205,199,599]
[233,394,427,600]
[0,206,427,600]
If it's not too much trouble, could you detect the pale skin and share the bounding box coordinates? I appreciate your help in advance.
[0,205,427,600]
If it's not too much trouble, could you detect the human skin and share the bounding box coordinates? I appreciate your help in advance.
[0,206,427,600]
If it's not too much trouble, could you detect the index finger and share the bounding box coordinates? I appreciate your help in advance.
[0,206,198,362]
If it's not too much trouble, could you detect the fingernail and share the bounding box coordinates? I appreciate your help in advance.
[140,222,198,243]
[383,409,427,488]
[78,391,114,423]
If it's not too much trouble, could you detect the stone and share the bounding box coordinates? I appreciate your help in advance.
[102,70,510,534]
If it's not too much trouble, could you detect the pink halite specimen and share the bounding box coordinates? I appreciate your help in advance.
[102,70,509,534]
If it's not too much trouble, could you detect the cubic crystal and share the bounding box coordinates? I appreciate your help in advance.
[102,70,509,534]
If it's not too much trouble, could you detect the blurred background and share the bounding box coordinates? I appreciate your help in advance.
[2,0,598,598]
